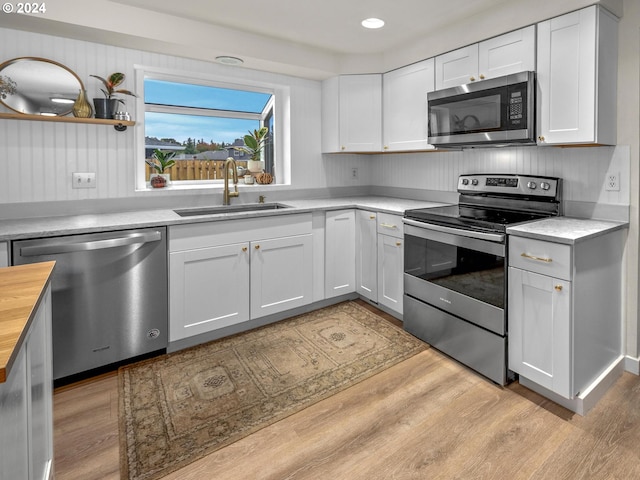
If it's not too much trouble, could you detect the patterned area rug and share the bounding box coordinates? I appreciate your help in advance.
[119,301,426,480]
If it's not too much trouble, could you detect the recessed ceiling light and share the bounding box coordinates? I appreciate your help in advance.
[215,56,244,66]
[361,18,385,29]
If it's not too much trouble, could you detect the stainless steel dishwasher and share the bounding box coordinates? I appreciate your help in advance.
[12,227,168,381]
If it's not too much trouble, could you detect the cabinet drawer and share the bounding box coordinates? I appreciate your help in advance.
[509,236,572,280]
[377,213,403,239]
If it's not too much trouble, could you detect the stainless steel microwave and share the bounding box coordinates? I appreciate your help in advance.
[428,71,536,147]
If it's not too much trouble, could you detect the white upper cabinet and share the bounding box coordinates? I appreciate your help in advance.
[435,25,536,90]
[322,74,382,153]
[536,6,618,145]
[382,58,435,152]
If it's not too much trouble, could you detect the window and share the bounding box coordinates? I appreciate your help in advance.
[140,73,277,185]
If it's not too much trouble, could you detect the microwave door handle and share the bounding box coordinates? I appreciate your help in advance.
[19,231,163,256]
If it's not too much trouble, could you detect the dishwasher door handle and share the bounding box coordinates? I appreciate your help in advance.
[19,231,163,256]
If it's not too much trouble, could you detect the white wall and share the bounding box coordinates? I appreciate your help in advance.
[0,27,328,207]
[368,146,629,210]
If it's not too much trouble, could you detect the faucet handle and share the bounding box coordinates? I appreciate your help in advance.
[258,195,266,204]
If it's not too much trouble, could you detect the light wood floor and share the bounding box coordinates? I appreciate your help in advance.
[53,301,640,479]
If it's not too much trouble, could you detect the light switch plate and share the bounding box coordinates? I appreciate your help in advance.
[72,172,96,189]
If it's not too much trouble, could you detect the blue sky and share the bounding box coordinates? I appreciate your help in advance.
[144,79,270,144]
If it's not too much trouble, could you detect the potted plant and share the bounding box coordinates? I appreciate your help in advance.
[90,72,137,119]
[239,126,269,173]
[146,149,177,188]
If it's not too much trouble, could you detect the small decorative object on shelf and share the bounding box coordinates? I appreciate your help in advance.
[146,148,177,189]
[90,72,137,119]
[72,88,93,118]
[255,172,273,184]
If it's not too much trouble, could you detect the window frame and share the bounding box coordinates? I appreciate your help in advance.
[134,65,290,191]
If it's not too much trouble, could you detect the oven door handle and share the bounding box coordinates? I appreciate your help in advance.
[403,218,505,243]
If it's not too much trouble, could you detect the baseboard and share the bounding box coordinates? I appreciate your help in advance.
[625,355,640,375]
[519,355,625,416]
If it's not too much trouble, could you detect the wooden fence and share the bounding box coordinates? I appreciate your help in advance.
[145,159,248,181]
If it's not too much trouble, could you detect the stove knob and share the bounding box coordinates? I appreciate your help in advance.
[540,182,551,191]
[461,178,469,185]
[527,181,537,190]
[471,179,479,186]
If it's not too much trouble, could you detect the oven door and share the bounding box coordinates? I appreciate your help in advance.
[403,220,506,335]
[427,71,535,146]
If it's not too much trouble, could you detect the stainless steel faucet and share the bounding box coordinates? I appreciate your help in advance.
[223,157,239,205]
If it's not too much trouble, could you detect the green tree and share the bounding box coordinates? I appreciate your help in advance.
[183,137,197,155]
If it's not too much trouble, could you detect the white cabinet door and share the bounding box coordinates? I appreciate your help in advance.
[435,44,479,90]
[537,6,617,145]
[0,340,28,480]
[508,267,572,398]
[322,75,382,152]
[382,58,435,151]
[251,234,313,318]
[325,209,356,298]
[0,286,53,480]
[339,75,382,152]
[169,243,250,341]
[355,210,377,301]
[377,234,404,315]
[436,26,536,90]
[27,292,53,480]
[478,25,535,80]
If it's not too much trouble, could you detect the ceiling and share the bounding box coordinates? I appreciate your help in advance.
[112,0,515,56]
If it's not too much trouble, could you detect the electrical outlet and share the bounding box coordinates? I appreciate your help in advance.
[72,172,96,189]
[605,172,620,191]
[351,167,358,180]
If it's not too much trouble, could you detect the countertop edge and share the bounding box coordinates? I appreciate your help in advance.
[506,218,629,245]
[0,261,55,383]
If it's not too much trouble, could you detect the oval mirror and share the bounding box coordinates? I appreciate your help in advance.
[0,57,84,116]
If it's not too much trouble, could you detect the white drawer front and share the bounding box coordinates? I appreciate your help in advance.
[377,213,403,238]
[509,236,572,280]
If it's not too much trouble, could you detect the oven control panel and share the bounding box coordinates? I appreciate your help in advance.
[458,174,560,198]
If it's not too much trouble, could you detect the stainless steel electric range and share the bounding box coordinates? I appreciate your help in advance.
[402,174,562,385]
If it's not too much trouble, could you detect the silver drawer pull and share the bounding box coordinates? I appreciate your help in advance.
[380,223,397,229]
[521,252,553,263]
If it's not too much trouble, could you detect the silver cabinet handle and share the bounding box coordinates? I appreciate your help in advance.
[20,231,162,256]
[520,252,553,263]
[380,223,398,229]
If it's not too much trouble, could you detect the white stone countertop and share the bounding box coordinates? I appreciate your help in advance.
[506,216,629,245]
[0,196,450,241]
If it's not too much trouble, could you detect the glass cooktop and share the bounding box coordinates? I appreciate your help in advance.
[404,204,550,233]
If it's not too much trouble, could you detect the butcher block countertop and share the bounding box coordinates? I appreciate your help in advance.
[0,261,55,383]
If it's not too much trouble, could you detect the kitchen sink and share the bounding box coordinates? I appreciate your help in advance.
[173,203,291,217]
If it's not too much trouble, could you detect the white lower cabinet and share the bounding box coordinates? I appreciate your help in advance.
[377,213,404,315]
[377,234,404,315]
[353,210,404,317]
[325,209,356,298]
[0,285,53,480]
[170,243,250,341]
[169,214,313,343]
[508,230,624,412]
[251,234,313,318]
[508,267,571,397]
[355,210,377,301]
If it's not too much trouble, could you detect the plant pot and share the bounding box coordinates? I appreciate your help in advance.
[150,174,170,188]
[247,160,264,173]
[93,98,119,119]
